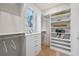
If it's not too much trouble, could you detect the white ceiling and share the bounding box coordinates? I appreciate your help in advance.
[34,3,62,11]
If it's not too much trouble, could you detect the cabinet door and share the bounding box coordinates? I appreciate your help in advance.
[13,15,25,33]
[26,33,41,56]
[26,35,34,56]
[0,11,15,35]
[34,34,41,55]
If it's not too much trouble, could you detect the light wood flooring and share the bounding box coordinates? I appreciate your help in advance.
[37,44,57,56]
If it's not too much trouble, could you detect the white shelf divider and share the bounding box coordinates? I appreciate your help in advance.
[50,46,71,55]
[50,43,71,50]
[51,32,70,34]
[51,19,70,24]
[51,37,71,41]
[51,40,70,45]
[51,13,70,19]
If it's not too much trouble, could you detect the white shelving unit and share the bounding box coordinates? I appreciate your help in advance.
[50,10,71,55]
[50,46,71,55]
[51,19,70,24]
[51,32,70,34]
[51,40,70,45]
[50,43,71,50]
[51,37,71,41]
[51,13,70,24]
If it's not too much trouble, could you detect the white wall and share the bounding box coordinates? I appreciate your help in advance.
[0,3,21,16]
[41,15,50,46]
[71,3,79,56]
[41,16,47,45]
[41,16,47,31]
[45,17,50,46]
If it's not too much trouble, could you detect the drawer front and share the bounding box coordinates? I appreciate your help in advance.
[26,33,41,56]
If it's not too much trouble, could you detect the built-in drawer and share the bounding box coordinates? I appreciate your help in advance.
[26,33,41,56]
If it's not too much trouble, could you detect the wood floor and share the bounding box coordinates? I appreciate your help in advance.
[37,44,57,56]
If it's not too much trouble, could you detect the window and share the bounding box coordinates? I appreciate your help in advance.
[24,8,37,33]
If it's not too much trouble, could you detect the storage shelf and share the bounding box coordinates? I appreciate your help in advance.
[50,10,71,55]
[51,40,70,45]
[51,37,71,41]
[50,43,71,50]
[51,19,70,24]
[51,13,70,19]
[51,32,70,34]
[51,26,70,29]
[50,46,71,55]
